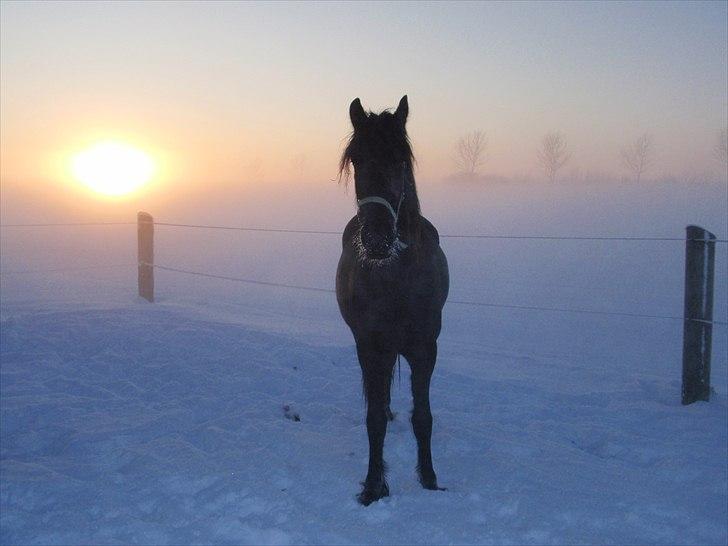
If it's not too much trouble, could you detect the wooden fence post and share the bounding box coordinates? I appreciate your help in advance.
[138,211,154,303]
[681,225,715,405]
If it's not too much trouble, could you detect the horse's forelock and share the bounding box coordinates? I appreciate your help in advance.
[338,110,414,186]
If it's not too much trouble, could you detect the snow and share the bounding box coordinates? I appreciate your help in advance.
[1,178,727,544]
[2,298,726,545]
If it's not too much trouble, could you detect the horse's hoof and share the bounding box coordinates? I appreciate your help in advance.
[421,481,445,491]
[357,481,390,506]
[419,473,445,491]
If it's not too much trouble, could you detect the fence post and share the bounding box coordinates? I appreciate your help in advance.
[138,211,154,303]
[681,225,715,405]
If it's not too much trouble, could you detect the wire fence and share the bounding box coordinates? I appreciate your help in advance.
[0,264,133,275]
[3,220,728,242]
[2,219,726,326]
[1,222,136,227]
[137,261,727,326]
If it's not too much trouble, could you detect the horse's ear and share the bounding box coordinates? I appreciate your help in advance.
[349,98,367,130]
[395,95,408,126]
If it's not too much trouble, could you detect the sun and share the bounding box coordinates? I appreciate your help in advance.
[71,141,155,196]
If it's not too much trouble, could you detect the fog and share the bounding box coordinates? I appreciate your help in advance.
[2,174,726,388]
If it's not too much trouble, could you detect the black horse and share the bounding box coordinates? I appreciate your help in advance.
[336,96,449,505]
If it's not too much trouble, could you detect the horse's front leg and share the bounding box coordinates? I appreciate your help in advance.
[356,342,396,506]
[404,339,443,491]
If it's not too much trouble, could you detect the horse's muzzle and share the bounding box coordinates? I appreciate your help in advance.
[359,224,396,259]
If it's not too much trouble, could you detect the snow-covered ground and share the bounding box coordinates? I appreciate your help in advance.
[1,178,727,544]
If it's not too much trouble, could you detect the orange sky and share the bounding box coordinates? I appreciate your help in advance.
[1,1,726,215]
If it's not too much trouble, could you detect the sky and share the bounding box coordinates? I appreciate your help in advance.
[0,0,727,217]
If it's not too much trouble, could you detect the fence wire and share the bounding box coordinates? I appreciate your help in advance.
[0,264,134,275]
[1,222,136,227]
[2,221,727,242]
[150,263,336,294]
[144,221,728,242]
[142,262,727,326]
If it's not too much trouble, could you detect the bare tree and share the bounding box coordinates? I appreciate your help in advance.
[454,130,487,176]
[715,129,727,166]
[538,132,570,183]
[621,133,652,183]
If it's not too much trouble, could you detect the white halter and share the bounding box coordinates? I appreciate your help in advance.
[356,177,406,223]
[356,182,408,251]
[356,196,398,221]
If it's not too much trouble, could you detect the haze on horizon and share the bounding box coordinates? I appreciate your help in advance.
[0,0,726,221]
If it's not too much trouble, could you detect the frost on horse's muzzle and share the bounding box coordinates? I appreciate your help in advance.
[359,221,395,258]
[356,197,403,262]
[356,185,407,262]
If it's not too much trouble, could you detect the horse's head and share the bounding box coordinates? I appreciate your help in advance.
[340,95,414,262]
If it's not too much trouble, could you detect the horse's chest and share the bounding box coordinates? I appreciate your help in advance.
[350,274,422,326]
[338,247,443,340]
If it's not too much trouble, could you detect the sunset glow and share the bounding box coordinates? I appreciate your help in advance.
[71,141,155,196]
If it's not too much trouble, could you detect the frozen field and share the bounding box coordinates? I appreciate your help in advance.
[1,294,726,545]
[1,179,727,544]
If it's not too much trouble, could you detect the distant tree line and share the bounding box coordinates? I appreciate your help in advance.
[451,128,727,183]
